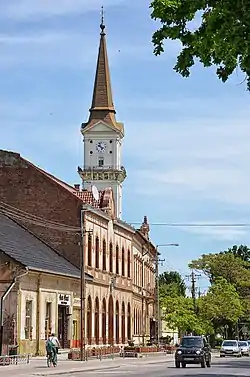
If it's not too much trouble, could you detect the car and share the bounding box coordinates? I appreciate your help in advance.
[238,341,250,356]
[220,340,242,357]
[175,335,211,368]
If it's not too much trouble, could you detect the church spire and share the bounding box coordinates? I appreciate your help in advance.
[82,8,124,136]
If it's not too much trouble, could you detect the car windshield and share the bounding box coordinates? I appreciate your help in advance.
[239,341,248,347]
[180,337,203,348]
[222,341,237,347]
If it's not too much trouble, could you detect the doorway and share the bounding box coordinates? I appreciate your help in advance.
[58,305,69,348]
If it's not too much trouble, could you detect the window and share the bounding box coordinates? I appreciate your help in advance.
[45,302,52,339]
[25,300,33,340]
[115,245,119,275]
[109,243,113,273]
[95,236,100,269]
[121,247,125,276]
[73,320,78,341]
[127,250,131,278]
[87,233,92,267]
[98,157,104,167]
[102,239,107,271]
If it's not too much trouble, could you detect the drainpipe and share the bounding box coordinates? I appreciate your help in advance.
[0,267,29,355]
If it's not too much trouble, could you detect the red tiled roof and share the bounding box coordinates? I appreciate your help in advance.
[73,190,104,209]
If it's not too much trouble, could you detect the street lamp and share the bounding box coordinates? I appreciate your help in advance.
[155,243,179,348]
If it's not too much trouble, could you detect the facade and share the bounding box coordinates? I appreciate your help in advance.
[0,213,93,355]
[0,20,157,352]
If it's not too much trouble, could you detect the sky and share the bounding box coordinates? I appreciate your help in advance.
[1,0,250,292]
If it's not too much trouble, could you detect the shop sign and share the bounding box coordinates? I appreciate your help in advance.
[58,293,71,306]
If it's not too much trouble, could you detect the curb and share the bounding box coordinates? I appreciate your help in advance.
[33,365,121,376]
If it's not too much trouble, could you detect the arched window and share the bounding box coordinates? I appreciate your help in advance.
[127,249,131,278]
[115,245,119,275]
[121,302,125,343]
[95,236,99,269]
[102,298,106,344]
[87,233,92,267]
[95,297,99,345]
[87,296,92,344]
[109,243,113,273]
[115,301,119,344]
[102,239,107,271]
[121,247,125,276]
[127,303,131,340]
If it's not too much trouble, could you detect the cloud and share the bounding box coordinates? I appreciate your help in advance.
[123,99,250,207]
[1,0,125,19]
[180,225,248,241]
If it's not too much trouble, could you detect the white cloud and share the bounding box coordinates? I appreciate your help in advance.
[1,0,125,19]
[180,224,248,241]
[123,101,250,207]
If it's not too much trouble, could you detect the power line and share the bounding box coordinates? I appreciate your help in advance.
[129,222,250,227]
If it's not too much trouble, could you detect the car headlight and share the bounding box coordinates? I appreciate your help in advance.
[196,350,201,355]
[177,350,182,354]
[233,348,238,352]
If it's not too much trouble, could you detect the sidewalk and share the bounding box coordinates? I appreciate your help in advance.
[0,354,174,377]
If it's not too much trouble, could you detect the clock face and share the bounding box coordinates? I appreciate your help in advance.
[96,141,107,153]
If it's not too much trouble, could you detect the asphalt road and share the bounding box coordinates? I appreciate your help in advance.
[52,356,250,377]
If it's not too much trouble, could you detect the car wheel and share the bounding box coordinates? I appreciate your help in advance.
[206,358,211,368]
[181,363,186,368]
[201,358,206,368]
[175,361,180,368]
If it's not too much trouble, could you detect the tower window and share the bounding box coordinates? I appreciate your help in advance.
[98,157,104,167]
[109,140,113,143]
[90,151,93,154]
[90,140,93,143]
[109,151,112,154]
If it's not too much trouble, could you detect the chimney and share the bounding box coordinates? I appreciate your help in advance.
[74,184,80,191]
[140,216,150,239]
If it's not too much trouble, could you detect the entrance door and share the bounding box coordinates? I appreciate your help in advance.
[58,305,69,348]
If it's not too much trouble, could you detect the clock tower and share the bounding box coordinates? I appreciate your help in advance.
[79,16,126,219]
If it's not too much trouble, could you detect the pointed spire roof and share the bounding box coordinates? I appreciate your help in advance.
[81,10,124,136]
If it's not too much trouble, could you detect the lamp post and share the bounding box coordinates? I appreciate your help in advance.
[155,243,179,348]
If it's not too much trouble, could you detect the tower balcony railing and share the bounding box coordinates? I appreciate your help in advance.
[82,165,125,172]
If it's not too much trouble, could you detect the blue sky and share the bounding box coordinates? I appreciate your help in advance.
[1,0,250,291]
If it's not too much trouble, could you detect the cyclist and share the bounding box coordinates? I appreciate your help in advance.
[46,333,60,367]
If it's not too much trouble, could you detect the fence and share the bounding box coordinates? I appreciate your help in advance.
[0,354,31,366]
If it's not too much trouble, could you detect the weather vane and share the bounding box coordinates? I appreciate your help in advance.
[100,5,105,34]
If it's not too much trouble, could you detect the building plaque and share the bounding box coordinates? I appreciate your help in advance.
[58,293,71,306]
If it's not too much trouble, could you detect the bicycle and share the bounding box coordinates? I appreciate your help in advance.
[47,351,57,367]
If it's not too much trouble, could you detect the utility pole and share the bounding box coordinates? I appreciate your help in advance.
[80,208,92,362]
[155,250,165,348]
[186,270,201,314]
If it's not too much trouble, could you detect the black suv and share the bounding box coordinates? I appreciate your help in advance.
[175,336,211,368]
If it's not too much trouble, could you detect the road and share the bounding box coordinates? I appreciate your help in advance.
[50,356,250,377]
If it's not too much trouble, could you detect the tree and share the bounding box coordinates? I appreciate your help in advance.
[189,252,249,285]
[150,0,250,90]
[199,277,244,332]
[161,295,211,335]
[159,271,186,297]
[222,245,250,263]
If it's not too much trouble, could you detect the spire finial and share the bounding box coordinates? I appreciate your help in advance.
[100,6,105,34]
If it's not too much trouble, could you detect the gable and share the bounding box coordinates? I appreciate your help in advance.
[82,121,120,135]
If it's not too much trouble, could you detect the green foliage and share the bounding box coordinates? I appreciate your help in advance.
[159,271,186,297]
[150,0,250,90]
[189,252,249,285]
[223,245,250,263]
[161,295,210,334]
[199,278,244,329]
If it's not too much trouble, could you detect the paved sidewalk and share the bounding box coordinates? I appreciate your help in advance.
[0,354,173,377]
